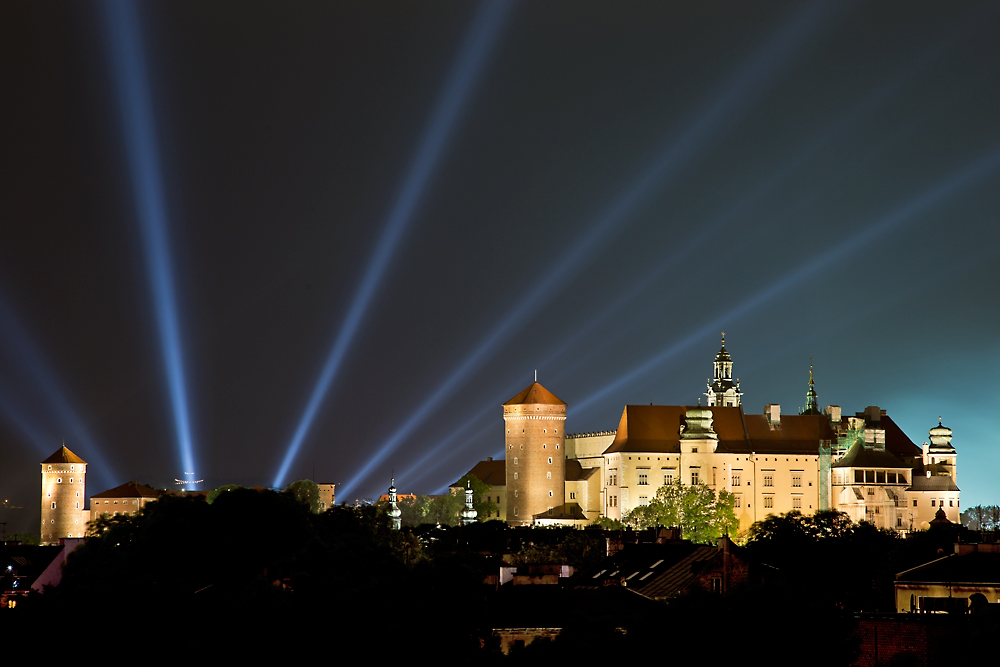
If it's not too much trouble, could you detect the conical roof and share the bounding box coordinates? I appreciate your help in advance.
[503,382,566,406]
[41,445,86,465]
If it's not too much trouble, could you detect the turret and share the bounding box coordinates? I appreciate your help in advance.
[504,381,567,526]
[705,333,742,407]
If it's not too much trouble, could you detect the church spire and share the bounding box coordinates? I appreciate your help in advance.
[705,333,742,407]
[803,359,820,415]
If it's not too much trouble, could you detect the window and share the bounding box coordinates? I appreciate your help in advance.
[547,471,551,479]
[514,508,518,516]
[548,491,553,497]
[514,490,518,497]
[732,472,741,487]
[792,497,802,509]
[949,500,954,507]
[51,502,56,509]
[638,473,648,485]
[570,492,576,500]
[514,458,518,465]
[514,473,518,480]
[791,472,802,488]
[69,478,73,483]
[691,446,698,453]
[555,444,560,449]
[542,444,546,449]
[763,473,773,487]
[57,478,62,484]
[763,496,774,509]
[931,499,936,507]
[691,471,699,485]
[547,457,552,464]
[664,472,673,485]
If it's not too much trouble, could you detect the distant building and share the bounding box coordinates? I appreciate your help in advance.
[458,338,960,532]
[895,542,1000,613]
[90,482,163,521]
[40,445,88,544]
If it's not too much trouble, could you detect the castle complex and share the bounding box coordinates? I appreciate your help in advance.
[461,337,961,534]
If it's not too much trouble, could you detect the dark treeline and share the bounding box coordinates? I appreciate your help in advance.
[5,491,993,659]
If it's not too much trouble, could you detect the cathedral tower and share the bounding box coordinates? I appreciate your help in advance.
[705,333,742,407]
[40,445,87,545]
[504,381,566,526]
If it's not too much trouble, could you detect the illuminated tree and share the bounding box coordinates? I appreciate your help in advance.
[284,479,320,513]
[623,480,737,543]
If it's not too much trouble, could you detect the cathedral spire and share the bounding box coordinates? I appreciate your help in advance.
[705,333,742,407]
[803,359,820,415]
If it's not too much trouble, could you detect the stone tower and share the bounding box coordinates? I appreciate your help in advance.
[504,382,566,526]
[40,445,87,545]
[705,333,742,407]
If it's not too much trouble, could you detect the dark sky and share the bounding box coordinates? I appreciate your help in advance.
[2,1,998,531]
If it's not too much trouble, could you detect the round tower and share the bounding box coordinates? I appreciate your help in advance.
[40,445,87,545]
[504,381,566,526]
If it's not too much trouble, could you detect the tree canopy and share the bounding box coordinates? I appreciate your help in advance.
[623,480,737,543]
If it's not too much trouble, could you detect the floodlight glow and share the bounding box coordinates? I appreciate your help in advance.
[396,405,495,486]
[574,146,1000,414]
[272,1,512,489]
[0,294,115,479]
[101,1,196,477]
[338,2,835,499]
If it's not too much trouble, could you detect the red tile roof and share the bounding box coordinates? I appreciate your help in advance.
[503,382,566,406]
[41,445,86,465]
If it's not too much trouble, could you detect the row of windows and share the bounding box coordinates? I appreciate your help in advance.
[511,457,554,464]
[508,443,561,450]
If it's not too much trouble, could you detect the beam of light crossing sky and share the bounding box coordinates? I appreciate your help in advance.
[0,293,116,481]
[389,52,955,494]
[272,0,512,489]
[101,1,196,479]
[337,1,858,499]
[573,145,1000,415]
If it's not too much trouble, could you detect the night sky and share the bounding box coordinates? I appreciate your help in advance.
[2,1,999,533]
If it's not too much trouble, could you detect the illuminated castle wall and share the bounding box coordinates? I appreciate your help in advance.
[40,445,89,545]
[464,340,959,533]
[503,382,567,526]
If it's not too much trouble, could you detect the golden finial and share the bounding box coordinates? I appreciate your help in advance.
[721,331,725,345]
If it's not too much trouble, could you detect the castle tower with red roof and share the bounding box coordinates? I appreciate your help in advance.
[40,445,87,545]
[503,381,567,525]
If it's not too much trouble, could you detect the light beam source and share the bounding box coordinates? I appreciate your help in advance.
[101,0,197,480]
[272,0,512,489]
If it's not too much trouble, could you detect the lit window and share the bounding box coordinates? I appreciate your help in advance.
[547,472,551,479]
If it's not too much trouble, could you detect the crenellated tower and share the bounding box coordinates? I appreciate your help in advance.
[504,381,566,526]
[40,445,87,545]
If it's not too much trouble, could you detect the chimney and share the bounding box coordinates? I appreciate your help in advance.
[765,404,780,425]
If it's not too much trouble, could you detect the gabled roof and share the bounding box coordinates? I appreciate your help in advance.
[881,416,923,459]
[573,541,741,600]
[897,551,1000,585]
[832,439,909,469]
[452,458,506,487]
[602,405,837,456]
[91,481,163,500]
[41,445,86,465]
[503,382,566,406]
[566,459,599,482]
[908,474,960,492]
